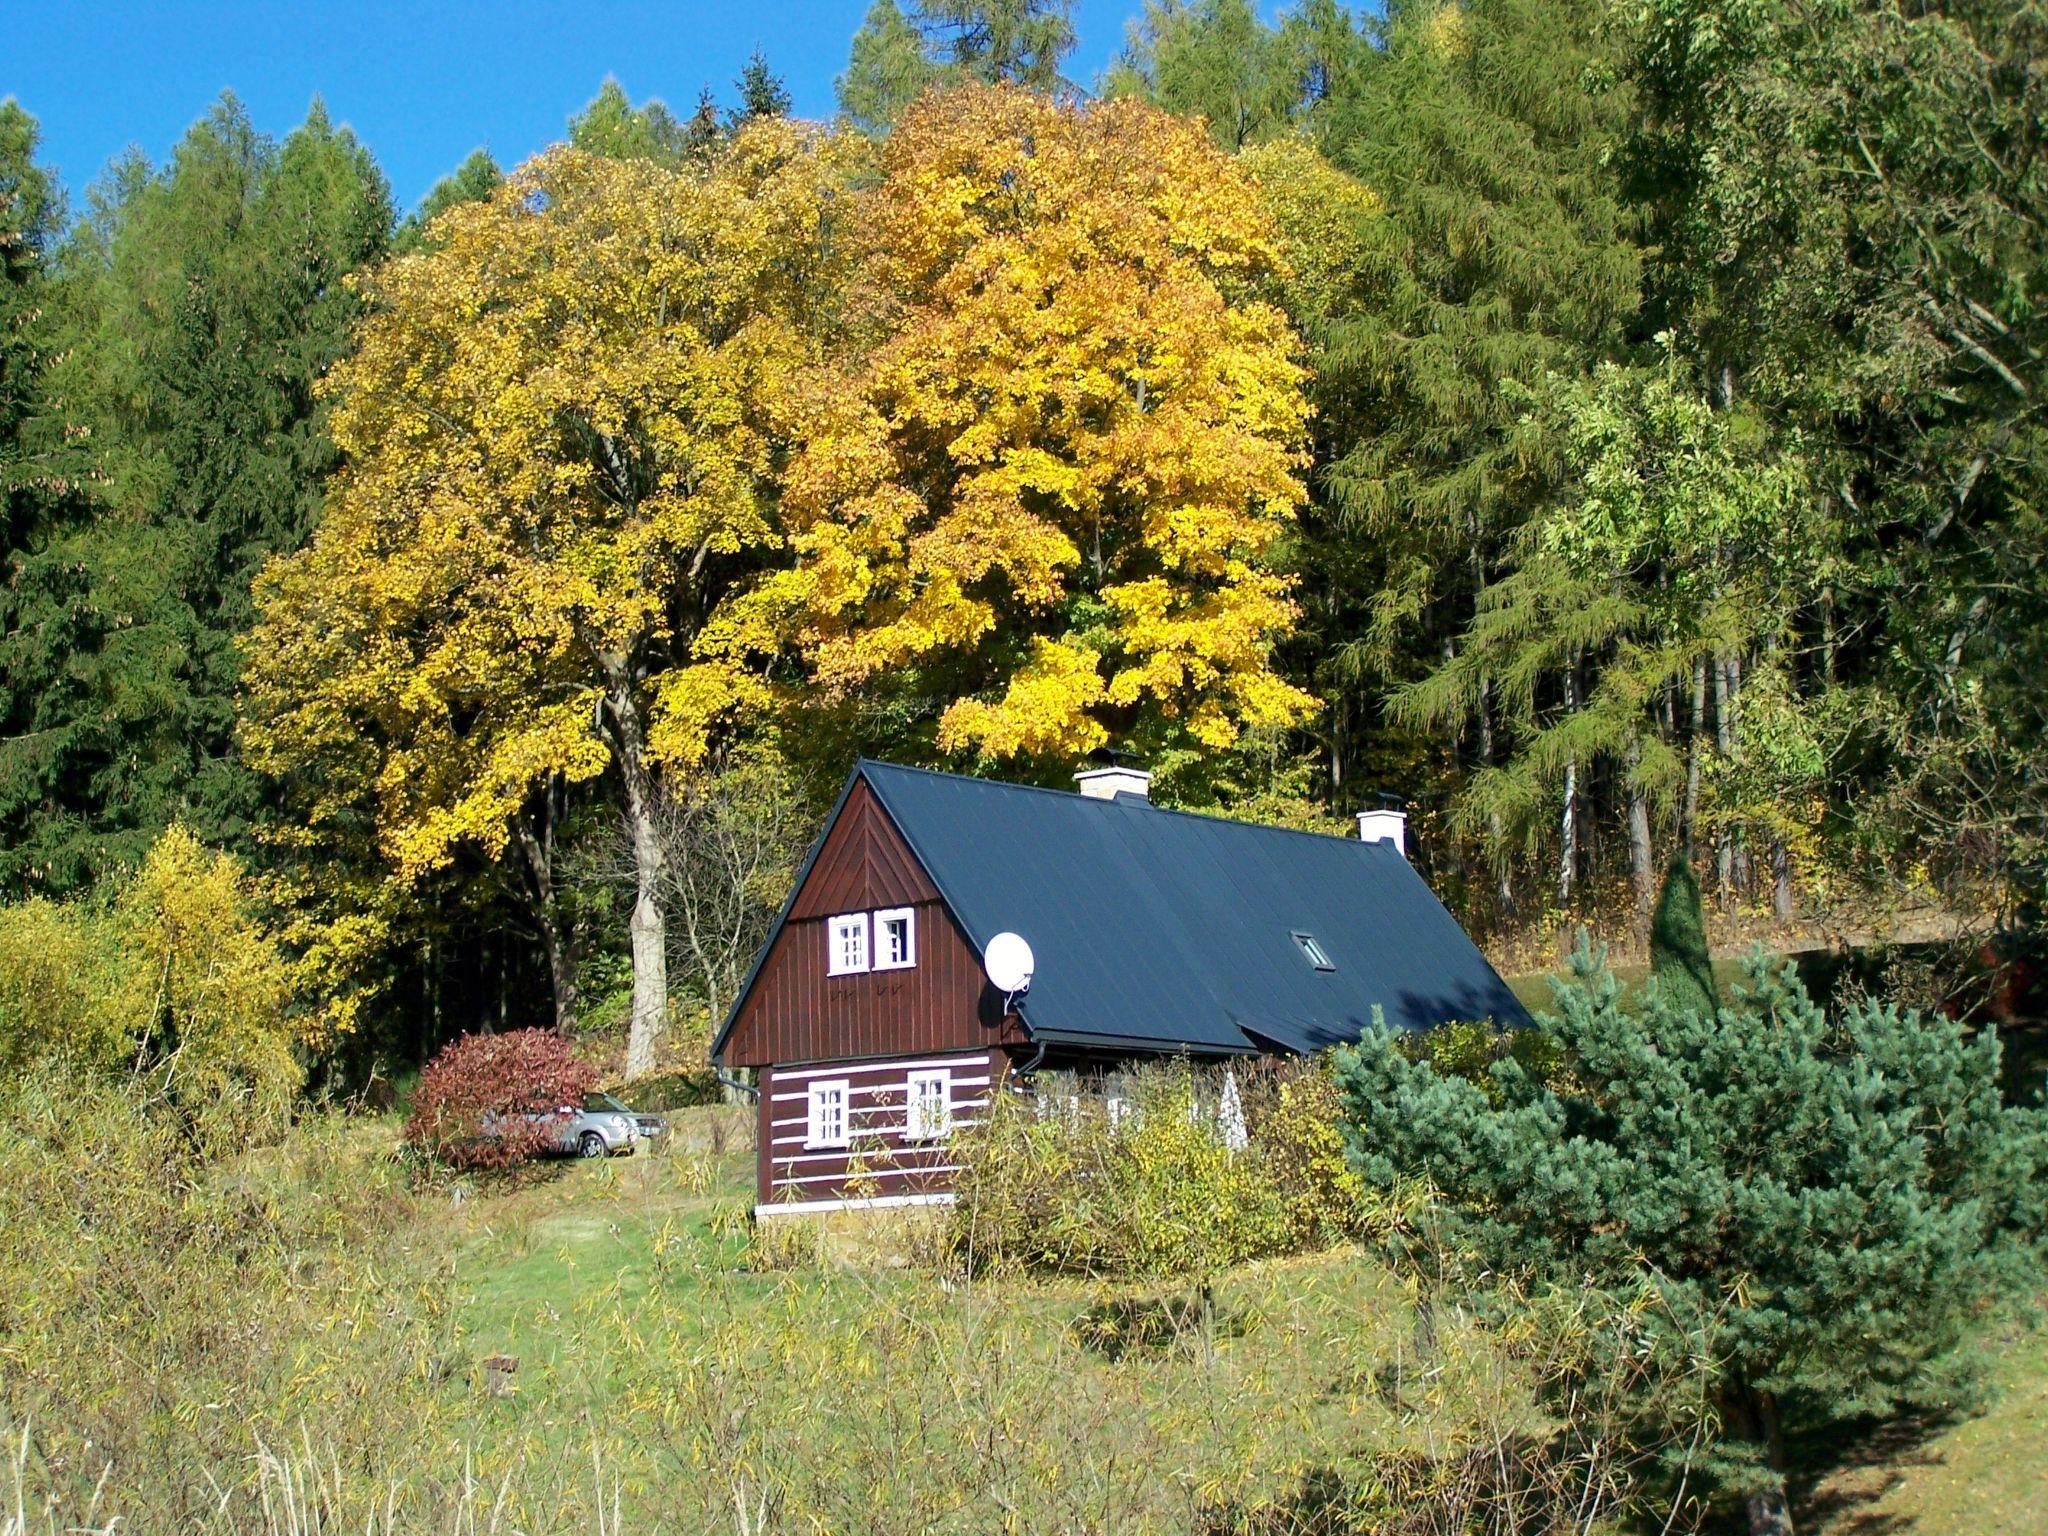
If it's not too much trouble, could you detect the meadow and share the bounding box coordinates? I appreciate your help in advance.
[5,1090,2042,1536]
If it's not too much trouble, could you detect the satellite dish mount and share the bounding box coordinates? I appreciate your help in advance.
[982,931,1036,1013]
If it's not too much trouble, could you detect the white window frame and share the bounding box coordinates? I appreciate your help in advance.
[903,1068,951,1141]
[827,913,870,976]
[874,906,917,970]
[806,1079,850,1149]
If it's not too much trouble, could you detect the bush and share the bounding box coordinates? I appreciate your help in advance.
[0,826,304,1131]
[403,1027,597,1169]
[949,1059,1365,1278]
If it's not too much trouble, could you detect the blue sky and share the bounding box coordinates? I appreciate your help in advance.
[9,1,1147,213]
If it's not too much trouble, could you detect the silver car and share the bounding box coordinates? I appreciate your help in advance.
[553,1092,666,1158]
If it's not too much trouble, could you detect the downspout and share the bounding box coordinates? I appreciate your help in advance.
[714,1067,759,1101]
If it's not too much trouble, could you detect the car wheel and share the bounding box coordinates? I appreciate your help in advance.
[577,1131,606,1159]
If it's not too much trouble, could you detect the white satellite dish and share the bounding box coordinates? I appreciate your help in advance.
[982,931,1036,995]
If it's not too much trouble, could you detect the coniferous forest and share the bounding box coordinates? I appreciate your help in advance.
[2,0,2044,1080]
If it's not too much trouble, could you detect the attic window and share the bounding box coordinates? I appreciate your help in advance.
[827,913,870,976]
[1292,932,1336,972]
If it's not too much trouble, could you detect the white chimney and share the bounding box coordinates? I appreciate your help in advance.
[1357,807,1407,856]
[1075,765,1152,802]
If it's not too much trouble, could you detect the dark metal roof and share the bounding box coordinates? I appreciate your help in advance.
[716,759,1531,1061]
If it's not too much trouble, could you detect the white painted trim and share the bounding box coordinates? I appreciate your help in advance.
[769,1164,964,1187]
[766,1140,970,1166]
[755,1191,956,1218]
[904,1066,952,1141]
[873,906,917,970]
[768,1076,990,1107]
[771,1053,989,1083]
[770,1119,984,1149]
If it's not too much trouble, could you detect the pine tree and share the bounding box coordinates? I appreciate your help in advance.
[1648,850,1716,1019]
[1335,944,2048,1536]
[0,99,61,544]
[838,0,945,135]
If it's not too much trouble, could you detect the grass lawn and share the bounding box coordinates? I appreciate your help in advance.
[1798,1310,2048,1536]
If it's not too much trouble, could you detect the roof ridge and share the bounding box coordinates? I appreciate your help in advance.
[859,756,1375,850]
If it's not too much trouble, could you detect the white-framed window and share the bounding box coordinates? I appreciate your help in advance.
[806,1079,850,1148]
[875,907,917,970]
[904,1068,951,1141]
[827,913,870,976]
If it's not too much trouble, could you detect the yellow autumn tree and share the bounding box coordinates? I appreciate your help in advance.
[242,124,857,1077]
[696,85,1316,768]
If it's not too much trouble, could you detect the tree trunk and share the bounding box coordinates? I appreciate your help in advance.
[602,665,668,1081]
[1625,736,1654,919]
[1727,1385,1796,1536]
[512,799,578,1033]
[1771,838,1794,922]
[1714,651,1736,902]
[1558,651,1579,906]
[1685,656,1707,854]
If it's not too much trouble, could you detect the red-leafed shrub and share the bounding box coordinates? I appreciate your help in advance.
[404,1029,597,1170]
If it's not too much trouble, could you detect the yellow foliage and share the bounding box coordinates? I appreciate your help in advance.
[0,827,303,1115]
[712,85,1318,762]
[242,125,858,888]
[1237,137,1382,326]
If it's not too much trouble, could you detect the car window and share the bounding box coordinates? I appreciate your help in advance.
[582,1093,628,1113]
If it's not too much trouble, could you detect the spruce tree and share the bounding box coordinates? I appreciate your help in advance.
[1649,849,1717,1020]
[729,49,793,128]
[0,97,392,892]
[1335,946,2048,1536]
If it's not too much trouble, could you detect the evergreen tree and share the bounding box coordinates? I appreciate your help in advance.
[0,97,391,893]
[1105,0,1367,149]
[1648,850,1716,1020]
[915,0,1074,90]
[1299,0,1643,913]
[567,79,689,164]
[1104,0,1297,148]
[0,99,62,544]
[1335,946,2048,1536]
[728,49,792,128]
[394,147,500,253]
[680,88,724,160]
[838,0,946,135]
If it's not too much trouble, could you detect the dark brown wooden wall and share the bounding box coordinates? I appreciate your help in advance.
[755,1050,996,1208]
[722,778,1027,1068]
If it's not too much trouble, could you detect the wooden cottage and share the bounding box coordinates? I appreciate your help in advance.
[713,759,1531,1217]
